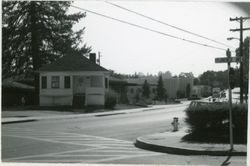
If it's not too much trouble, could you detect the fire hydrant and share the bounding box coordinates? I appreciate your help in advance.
[171,117,179,132]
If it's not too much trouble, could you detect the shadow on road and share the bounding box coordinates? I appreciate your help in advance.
[221,150,232,166]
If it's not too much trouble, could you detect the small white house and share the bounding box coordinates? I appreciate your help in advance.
[37,53,110,107]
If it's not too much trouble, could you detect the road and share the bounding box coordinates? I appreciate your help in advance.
[2,102,246,165]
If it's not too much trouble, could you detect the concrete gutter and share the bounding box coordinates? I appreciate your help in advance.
[135,128,246,156]
[2,104,180,124]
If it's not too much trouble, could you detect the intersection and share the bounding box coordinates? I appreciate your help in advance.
[2,103,246,165]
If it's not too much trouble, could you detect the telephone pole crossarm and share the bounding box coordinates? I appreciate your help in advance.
[230,28,250,32]
[230,17,250,21]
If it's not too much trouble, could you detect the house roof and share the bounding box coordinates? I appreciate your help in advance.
[2,80,34,90]
[38,54,109,72]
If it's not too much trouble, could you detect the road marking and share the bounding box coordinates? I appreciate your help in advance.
[4,147,100,161]
[3,134,102,148]
[90,153,161,163]
[62,132,131,143]
[3,127,161,163]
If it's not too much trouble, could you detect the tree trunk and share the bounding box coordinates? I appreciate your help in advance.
[30,2,40,105]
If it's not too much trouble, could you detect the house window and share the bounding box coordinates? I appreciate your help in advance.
[51,76,60,88]
[90,76,102,87]
[105,78,108,89]
[41,76,47,89]
[64,76,71,89]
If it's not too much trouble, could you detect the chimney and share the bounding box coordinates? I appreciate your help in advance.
[89,53,96,64]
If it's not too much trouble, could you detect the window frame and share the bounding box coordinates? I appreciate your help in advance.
[41,76,47,89]
[64,76,71,89]
[51,76,60,89]
[105,77,108,89]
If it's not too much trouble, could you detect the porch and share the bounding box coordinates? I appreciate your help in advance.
[72,75,107,107]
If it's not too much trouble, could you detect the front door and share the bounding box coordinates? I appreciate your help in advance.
[72,76,90,108]
[73,76,90,94]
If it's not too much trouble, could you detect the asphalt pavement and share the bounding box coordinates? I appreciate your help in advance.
[1,102,247,165]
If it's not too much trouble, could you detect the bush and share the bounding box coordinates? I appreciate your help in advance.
[105,90,118,109]
[183,103,247,144]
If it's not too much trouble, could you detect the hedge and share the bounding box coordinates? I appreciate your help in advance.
[183,102,247,144]
[105,90,118,109]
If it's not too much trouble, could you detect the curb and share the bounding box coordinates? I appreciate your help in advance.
[2,119,37,124]
[135,137,247,156]
[2,105,174,124]
[2,103,190,124]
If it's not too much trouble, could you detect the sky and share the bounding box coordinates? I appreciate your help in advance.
[69,1,250,77]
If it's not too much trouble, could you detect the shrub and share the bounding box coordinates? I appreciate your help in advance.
[183,102,247,144]
[105,90,118,109]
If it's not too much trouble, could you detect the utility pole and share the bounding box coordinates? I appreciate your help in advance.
[215,49,240,150]
[227,49,233,151]
[230,16,250,104]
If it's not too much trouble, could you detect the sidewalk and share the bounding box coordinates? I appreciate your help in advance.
[2,104,176,124]
[135,127,247,156]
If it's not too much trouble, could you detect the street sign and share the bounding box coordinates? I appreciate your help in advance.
[215,56,241,63]
[215,48,234,150]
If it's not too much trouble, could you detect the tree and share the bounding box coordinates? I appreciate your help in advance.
[2,1,90,78]
[142,80,150,98]
[176,90,185,99]
[156,75,166,101]
[158,71,172,79]
[236,37,249,100]
[2,1,91,104]
[243,37,249,99]
[179,72,194,78]
[186,83,191,98]
[193,78,200,85]
[199,70,228,89]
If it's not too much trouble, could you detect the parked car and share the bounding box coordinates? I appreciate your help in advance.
[188,94,201,100]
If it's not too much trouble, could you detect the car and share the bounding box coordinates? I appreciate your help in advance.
[188,94,201,100]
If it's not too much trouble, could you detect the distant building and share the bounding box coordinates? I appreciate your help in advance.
[125,78,157,104]
[37,53,110,107]
[2,79,35,106]
[125,77,193,103]
[164,77,193,99]
[109,77,128,104]
[192,85,212,98]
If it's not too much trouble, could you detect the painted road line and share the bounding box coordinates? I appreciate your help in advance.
[3,127,161,163]
[92,153,161,163]
[62,132,131,143]
[4,147,100,161]
[3,134,102,148]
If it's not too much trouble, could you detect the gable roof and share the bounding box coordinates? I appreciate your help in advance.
[2,80,34,90]
[38,54,109,72]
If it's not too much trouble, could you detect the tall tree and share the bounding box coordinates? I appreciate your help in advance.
[156,75,166,101]
[2,1,91,104]
[2,1,91,78]
[199,70,228,89]
[142,80,150,98]
[243,37,249,99]
[236,37,249,99]
[186,83,191,98]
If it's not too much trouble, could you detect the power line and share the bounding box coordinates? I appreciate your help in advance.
[105,1,234,49]
[71,5,227,51]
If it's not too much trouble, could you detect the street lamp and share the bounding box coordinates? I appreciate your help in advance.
[227,37,240,41]
[227,37,239,41]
